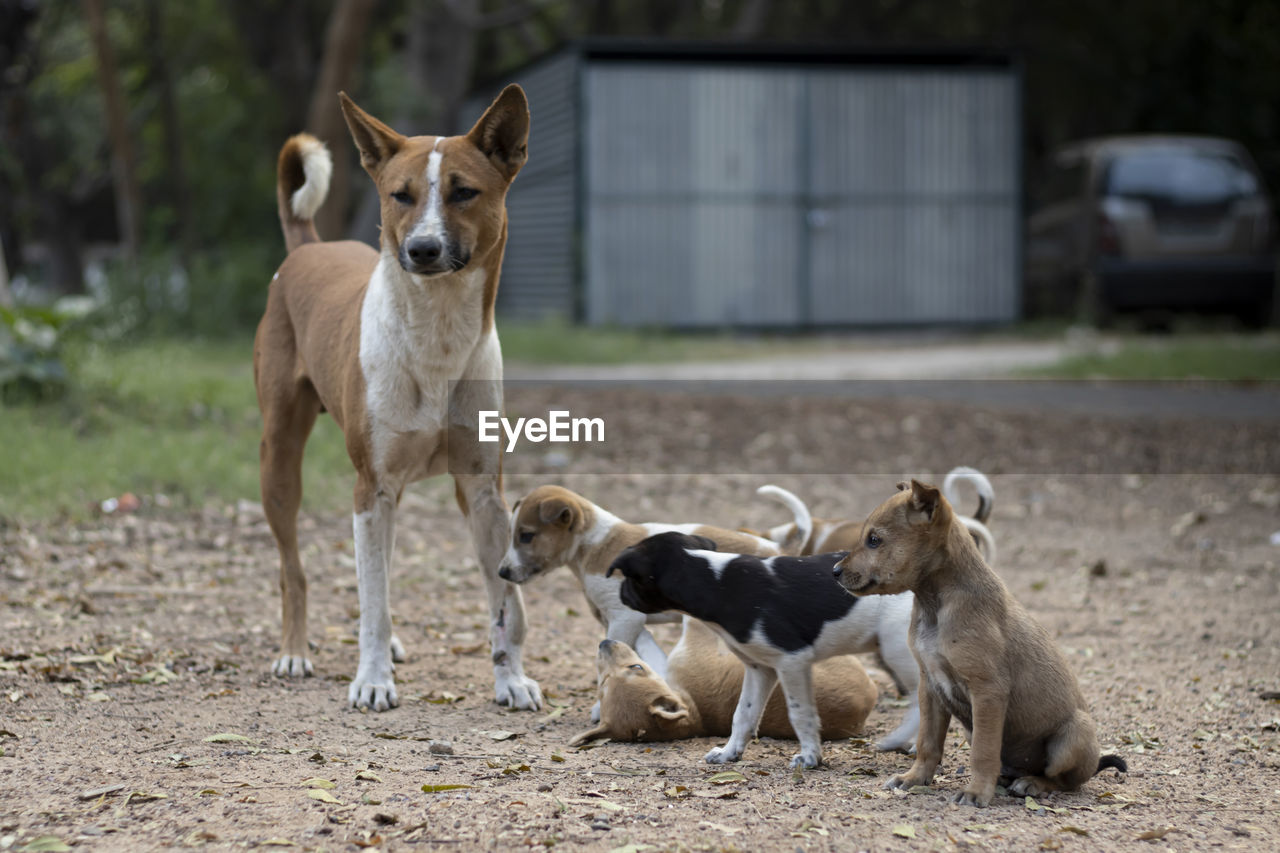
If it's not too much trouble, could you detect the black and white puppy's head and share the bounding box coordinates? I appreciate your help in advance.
[606,532,718,614]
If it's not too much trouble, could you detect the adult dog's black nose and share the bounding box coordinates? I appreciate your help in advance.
[405,236,443,266]
[832,564,843,580]
[498,566,513,581]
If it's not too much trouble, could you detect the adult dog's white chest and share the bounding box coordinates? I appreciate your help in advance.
[358,254,495,478]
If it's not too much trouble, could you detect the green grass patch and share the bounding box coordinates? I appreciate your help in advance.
[1025,333,1280,380]
[498,319,824,365]
[0,338,354,522]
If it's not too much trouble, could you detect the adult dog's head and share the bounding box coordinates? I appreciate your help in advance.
[606,531,718,614]
[339,85,529,279]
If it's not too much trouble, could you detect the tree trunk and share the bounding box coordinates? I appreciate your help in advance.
[307,0,378,241]
[84,0,141,261]
[145,0,194,256]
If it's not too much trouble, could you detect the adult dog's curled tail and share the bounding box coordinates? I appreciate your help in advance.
[276,134,332,253]
[1096,754,1128,774]
[756,485,812,556]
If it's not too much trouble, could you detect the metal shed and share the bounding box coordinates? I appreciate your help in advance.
[465,42,1022,328]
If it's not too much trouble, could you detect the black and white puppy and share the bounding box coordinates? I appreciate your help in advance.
[607,531,917,768]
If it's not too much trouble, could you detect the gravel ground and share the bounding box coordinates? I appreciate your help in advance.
[2,385,1279,852]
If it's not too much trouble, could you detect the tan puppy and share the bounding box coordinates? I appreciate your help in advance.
[498,485,783,683]
[569,617,875,745]
[255,87,542,712]
[833,481,1125,807]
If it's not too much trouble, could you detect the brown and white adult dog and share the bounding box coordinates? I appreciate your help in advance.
[254,86,542,712]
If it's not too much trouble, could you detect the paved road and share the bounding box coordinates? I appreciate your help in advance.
[507,338,1280,422]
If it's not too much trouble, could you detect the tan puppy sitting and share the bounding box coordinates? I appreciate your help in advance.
[833,481,1126,807]
[569,617,875,746]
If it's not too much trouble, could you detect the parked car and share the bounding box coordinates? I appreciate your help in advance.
[1025,135,1277,326]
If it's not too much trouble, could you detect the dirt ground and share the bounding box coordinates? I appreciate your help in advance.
[2,386,1279,852]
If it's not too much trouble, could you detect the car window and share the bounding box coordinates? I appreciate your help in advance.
[1102,150,1259,202]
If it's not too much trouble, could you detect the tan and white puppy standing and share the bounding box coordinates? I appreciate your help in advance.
[254,86,542,711]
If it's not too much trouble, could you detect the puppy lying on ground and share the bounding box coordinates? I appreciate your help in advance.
[753,466,997,563]
[568,617,875,746]
[608,532,916,767]
[497,486,791,682]
[833,480,1126,807]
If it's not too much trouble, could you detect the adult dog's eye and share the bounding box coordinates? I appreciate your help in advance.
[450,186,479,203]
[866,532,882,549]
[628,664,644,672]
[518,531,535,544]
[391,190,413,205]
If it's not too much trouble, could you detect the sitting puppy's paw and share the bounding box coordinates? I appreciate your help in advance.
[704,746,740,764]
[789,750,822,770]
[589,700,602,724]
[953,788,993,808]
[1008,776,1047,797]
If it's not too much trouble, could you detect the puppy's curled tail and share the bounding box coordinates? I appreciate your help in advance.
[276,133,332,253]
[943,466,994,524]
[756,485,812,555]
[1096,754,1128,774]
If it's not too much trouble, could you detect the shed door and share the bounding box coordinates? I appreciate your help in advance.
[585,64,806,327]
[805,70,1019,324]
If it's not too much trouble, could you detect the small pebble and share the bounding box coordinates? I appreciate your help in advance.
[428,740,454,755]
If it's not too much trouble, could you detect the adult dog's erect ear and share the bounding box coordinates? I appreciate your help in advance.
[338,92,405,177]
[466,84,529,182]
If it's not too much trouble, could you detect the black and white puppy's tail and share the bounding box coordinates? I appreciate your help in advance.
[943,466,997,565]
[755,485,812,556]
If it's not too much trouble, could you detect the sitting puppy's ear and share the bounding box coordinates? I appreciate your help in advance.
[688,534,718,551]
[648,697,689,724]
[907,479,942,522]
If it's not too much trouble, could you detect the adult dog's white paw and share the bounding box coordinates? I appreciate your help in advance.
[704,746,741,764]
[390,635,406,664]
[790,751,822,769]
[590,700,602,723]
[272,655,313,678]
[495,672,542,710]
[348,671,399,712]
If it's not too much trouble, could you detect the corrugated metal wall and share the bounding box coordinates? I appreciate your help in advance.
[465,52,578,319]
[805,69,1019,323]
[582,61,1019,327]
[478,51,1020,326]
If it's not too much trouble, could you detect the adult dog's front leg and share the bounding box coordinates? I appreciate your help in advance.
[349,480,399,711]
[457,474,542,710]
[706,664,777,764]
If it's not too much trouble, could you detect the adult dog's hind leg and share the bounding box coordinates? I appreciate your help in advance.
[456,473,543,710]
[259,385,321,679]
